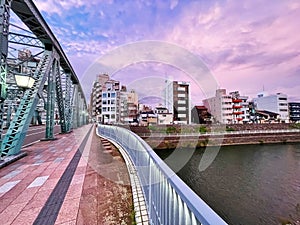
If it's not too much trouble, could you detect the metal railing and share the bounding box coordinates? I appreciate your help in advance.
[98,125,227,225]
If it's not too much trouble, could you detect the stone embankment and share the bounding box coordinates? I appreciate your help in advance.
[126,124,300,149]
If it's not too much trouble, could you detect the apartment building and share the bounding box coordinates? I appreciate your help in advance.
[101,79,120,124]
[229,91,250,124]
[154,106,173,125]
[90,81,102,120]
[253,92,289,123]
[165,80,191,124]
[203,89,232,124]
[89,74,110,122]
[89,74,121,123]
[289,102,300,123]
[191,105,212,124]
[120,89,139,124]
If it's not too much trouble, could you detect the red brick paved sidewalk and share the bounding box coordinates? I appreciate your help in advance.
[0,124,93,225]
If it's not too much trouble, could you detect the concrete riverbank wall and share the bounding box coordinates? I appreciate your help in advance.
[125,124,300,149]
[142,132,300,149]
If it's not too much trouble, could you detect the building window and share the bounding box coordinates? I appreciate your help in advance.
[111,92,116,98]
[178,107,186,111]
[178,114,186,118]
[278,97,287,101]
[102,93,107,98]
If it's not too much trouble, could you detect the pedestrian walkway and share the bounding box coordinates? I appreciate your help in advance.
[0,124,133,225]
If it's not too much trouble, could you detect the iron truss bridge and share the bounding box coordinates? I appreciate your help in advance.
[0,0,88,158]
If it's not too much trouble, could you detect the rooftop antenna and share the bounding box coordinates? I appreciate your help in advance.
[263,84,265,92]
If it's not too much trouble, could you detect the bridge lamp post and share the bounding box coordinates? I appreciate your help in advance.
[6,73,36,128]
[13,73,38,126]
[14,73,35,89]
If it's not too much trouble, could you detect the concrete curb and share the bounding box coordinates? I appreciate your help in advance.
[0,152,28,169]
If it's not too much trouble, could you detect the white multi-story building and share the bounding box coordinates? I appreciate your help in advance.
[203,89,233,124]
[229,91,250,124]
[90,81,101,120]
[240,96,250,123]
[253,92,289,123]
[89,74,110,122]
[165,80,191,124]
[154,106,173,125]
[204,89,251,124]
[89,74,121,123]
[120,89,138,124]
[101,79,120,124]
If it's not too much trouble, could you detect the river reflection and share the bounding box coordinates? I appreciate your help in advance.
[155,143,300,225]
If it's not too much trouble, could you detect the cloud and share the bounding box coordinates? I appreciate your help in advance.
[164,0,300,100]
[31,0,300,103]
[33,0,99,15]
[170,0,179,10]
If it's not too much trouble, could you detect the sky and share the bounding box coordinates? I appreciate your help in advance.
[16,0,300,105]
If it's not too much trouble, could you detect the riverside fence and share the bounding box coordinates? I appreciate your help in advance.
[98,124,227,225]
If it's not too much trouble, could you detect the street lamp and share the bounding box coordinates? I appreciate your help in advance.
[14,73,35,89]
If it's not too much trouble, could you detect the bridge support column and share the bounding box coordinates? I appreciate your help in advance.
[55,68,67,133]
[64,73,72,132]
[78,92,86,127]
[45,58,57,140]
[0,0,11,152]
[73,87,87,128]
[72,84,79,129]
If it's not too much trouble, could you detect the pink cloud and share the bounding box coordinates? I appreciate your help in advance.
[164,0,300,101]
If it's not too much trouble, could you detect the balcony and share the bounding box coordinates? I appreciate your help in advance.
[233,105,242,109]
[233,111,243,115]
[232,99,242,103]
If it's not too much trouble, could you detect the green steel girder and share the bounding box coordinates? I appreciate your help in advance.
[64,73,72,132]
[72,84,78,129]
[44,57,56,140]
[78,93,85,127]
[0,0,12,149]
[0,50,53,157]
[8,32,44,49]
[55,68,67,133]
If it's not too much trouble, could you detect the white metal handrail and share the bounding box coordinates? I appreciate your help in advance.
[98,124,227,225]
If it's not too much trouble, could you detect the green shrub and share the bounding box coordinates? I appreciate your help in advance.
[166,126,176,134]
[199,126,207,134]
[226,126,235,132]
[290,123,300,129]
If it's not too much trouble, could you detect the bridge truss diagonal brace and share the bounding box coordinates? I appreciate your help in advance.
[8,32,44,49]
[45,56,57,140]
[72,86,86,128]
[55,70,68,134]
[72,84,78,129]
[62,72,72,133]
[0,0,12,148]
[0,50,54,157]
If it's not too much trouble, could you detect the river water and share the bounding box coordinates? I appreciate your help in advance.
[155,143,300,225]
